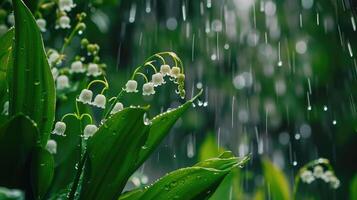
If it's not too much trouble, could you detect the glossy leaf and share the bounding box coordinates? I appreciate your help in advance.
[30,147,54,199]
[0,28,14,101]
[136,90,203,167]
[50,115,84,195]
[262,158,291,200]
[79,108,149,200]
[0,114,38,189]
[350,174,357,200]
[10,0,56,146]
[121,152,250,200]
[198,133,225,161]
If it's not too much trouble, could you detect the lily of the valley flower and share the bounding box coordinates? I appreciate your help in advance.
[160,64,171,76]
[313,165,324,178]
[142,82,155,96]
[110,102,124,114]
[170,66,180,78]
[84,124,98,139]
[7,13,14,26]
[52,121,66,136]
[125,80,138,93]
[71,61,85,73]
[92,94,106,109]
[58,15,71,29]
[0,25,8,36]
[51,68,59,80]
[87,63,101,77]
[46,140,57,154]
[56,75,70,90]
[152,73,164,87]
[58,0,76,12]
[77,89,93,104]
[300,170,314,184]
[36,19,47,32]
[48,50,60,65]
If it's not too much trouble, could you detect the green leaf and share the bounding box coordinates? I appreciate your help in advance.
[136,90,203,168]
[50,115,84,195]
[0,28,14,101]
[350,174,357,200]
[198,133,225,161]
[262,158,291,200]
[30,147,54,199]
[121,152,249,200]
[79,108,150,200]
[0,114,38,189]
[22,0,40,12]
[11,0,56,146]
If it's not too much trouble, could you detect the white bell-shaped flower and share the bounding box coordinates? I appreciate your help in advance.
[36,19,47,32]
[125,80,138,93]
[142,82,155,96]
[160,64,171,76]
[300,170,314,184]
[170,66,180,78]
[51,68,59,80]
[0,25,8,37]
[46,140,57,154]
[152,73,164,87]
[48,50,60,65]
[110,102,124,114]
[58,15,71,29]
[58,0,76,12]
[84,124,98,139]
[92,94,106,109]
[321,171,334,183]
[52,121,66,136]
[56,75,70,90]
[7,13,15,25]
[87,63,101,77]
[70,61,85,73]
[313,165,324,178]
[329,176,340,189]
[77,89,93,104]
[2,101,9,116]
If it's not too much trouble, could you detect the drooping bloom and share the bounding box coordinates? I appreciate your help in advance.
[48,50,60,65]
[51,68,59,80]
[70,61,85,73]
[52,121,66,136]
[300,170,314,184]
[125,80,138,93]
[36,19,47,32]
[160,64,171,76]
[170,66,180,78]
[58,15,71,29]
[87,63,101,77]
[329,176,340,189]
[84,124,98,139]
[142,82,155,96]
[313,165,324,178]
[92,94,106,109]
[0,25,8,37]
[77,89,93,104]
[56,75,70,90]
[110,102,124,114]
[7,13,14,25]
[46,140,57,154]
[58,0,76,12]
[152,73,164,87]
[321,171,335,183]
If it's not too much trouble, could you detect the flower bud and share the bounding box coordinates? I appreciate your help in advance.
[81,38,89,47]
[77,22,86,31]
[177,73,185,83]
[170,66,180,78]
[46,140,57,154]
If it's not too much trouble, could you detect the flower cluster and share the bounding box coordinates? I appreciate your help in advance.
[300,165,340,189]
[124,52,186,98]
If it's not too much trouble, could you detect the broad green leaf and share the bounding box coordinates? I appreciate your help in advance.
[122,152,249,200]
[199,133,225,161]
[0,28,14,101]
[50,115,84,195]
[136,90,203,167]
[350,174,357,200]
[262,158,291,200]
[0,187,24,200]
[22,0,40,12]
[11,0,56,146]
[30,147,54,199]
[209,168,243,200]
[79,108,150,200]
[0,114,38,189]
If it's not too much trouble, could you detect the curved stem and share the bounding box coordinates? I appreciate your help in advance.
[135,72,149,83]
[103,89,125,119]
[60,22,82,54]
[80,113,93,124]
[144,61,158,73]
[61,113,78,121]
